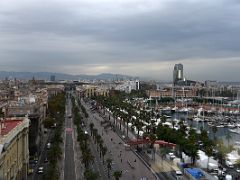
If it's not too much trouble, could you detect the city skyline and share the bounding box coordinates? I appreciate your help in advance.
[1,0,240,81]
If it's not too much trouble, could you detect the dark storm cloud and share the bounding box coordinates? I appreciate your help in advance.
[0,0,240,80]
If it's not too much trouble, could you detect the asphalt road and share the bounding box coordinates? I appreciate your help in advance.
[28,129,52,180]
[64,96,76,180]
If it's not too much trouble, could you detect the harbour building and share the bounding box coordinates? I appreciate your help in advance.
[173,63,183,85]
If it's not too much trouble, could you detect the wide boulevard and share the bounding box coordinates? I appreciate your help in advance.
[64,94,76,180]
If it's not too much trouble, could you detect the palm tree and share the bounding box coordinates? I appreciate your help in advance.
[101,146,108,163]
[171,120,176,129]
[134,118,143,140]
[96,135,103,152]
[89,123,94,136]
[215,140,233,165]
[81,150,94,169]
[160,115,167,124]
[211,125,218,140]
[235,158,240,169]
[149,133,157,148]
[98,141,103,157]
[106,158,112,178]
[113,170,122,180]
[83,133,89,149]
[225,130,232,147]
[92,128,98,142]
[205,146,213,171]
[84,169,98,180]
[149,133,157,160]
[190,147,199,165]
[126,106,134,138]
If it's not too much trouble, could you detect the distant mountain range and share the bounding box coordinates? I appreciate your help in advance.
[0,71,138,81]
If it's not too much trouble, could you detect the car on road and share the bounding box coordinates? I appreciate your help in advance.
[37,166,44,174]
[169,152,176,160]
[175,170,183,179]
[236,168,240,173]
[47,143,51,149]
[225,174,233,180]
[44,158,48,163]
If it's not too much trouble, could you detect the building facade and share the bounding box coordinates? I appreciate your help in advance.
[76,85,109,98]
[173,63,184,85]
[0,117,30,180]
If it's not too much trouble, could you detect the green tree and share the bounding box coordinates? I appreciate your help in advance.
[160,115,167,124]
[211,125,218,140]
[113,170,122,180]
[225,131,232,147]
[149,133,157,148]
[92,128,98,142]
[81,150,94,169]
[84,169,98,180]
[215,140,229,165]
[205,146,213,171]
[235,158,240,169]
[89,123,94,136]
[101,146,108,163]
[43,116,55,128]
[106,158,112,178]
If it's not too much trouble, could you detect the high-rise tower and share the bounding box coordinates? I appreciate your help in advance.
[173,63,183,85]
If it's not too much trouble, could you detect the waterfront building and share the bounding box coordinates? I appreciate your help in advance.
[115,80,140,93]
[147,87,197,99]
[173,63,183,85]
[0,117,30,180]
[205,80,218,88]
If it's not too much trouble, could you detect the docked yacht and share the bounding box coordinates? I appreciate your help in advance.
[229,127,240,134]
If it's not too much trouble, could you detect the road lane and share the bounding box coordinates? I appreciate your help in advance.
[64,96,76,180]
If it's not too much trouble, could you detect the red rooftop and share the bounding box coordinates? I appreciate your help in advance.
[0,120,23,136]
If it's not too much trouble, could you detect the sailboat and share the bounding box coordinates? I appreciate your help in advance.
[193,107,204,122]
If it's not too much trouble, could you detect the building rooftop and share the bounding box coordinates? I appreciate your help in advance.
[0,120,23,136]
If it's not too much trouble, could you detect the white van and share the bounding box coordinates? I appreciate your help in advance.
[175,170,183,180]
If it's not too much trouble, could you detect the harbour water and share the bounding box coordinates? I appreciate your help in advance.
[171,112,240,146]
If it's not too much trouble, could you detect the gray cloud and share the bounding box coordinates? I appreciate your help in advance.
[0,0,240,81]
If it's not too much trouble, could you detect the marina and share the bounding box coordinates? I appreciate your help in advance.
[159,106,240,147]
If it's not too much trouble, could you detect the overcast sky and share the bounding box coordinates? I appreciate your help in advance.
[1,0,240,81]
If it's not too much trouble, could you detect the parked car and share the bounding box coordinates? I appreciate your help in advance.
[37,167,44,174]
[236,168,240,173]
[169,152,176,160]
[225,174,232,180]
[175,170,183,180]
[47,143,51,149]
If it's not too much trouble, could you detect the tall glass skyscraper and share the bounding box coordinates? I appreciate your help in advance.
[173,63,183,85]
